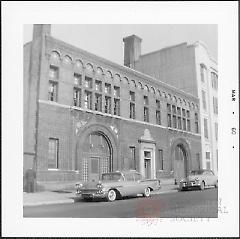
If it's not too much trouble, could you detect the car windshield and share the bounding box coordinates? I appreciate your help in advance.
[190,170,204,175]
[101,173,123,181]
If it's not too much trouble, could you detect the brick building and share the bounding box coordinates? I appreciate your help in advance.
[129,37,218,174]
[24,25,201,190]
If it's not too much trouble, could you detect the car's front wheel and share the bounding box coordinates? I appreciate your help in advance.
[200,181,205,190]
[143,187,151,197]
[107,189,117,202]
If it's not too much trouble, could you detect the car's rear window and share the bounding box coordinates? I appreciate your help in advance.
[190,170,204,175]
[102,173,122,181]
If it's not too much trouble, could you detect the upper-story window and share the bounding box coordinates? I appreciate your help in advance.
[167,103,171,113]
[204,118,208,139]
[195,112,199,133]
[172,105,176,114]
[113,86,120,97]
[130,91,135,102]
[84,90,92,110]
[73,88,81,107]
[95,93,102,112]
[49,65,59,79]
[85,76,93,89]
[213,97,218,114]
[48,81,58,102]
[105,83,111,94]
[105,96,111,114]
[74,73,82,86]
[95,80,102,92]
[144,106,149,122]
[156,100,161,125]
[211,72,218,90]
[202,90,207,110]
[200,64,207,82]
[144,96,149,105]
[114,98,120,116]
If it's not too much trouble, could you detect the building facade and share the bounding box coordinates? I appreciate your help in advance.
[24,25,201,190]
[126,36,218,175]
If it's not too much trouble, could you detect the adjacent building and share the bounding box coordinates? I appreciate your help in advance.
[24,25,201,190]
[126,36,218,175]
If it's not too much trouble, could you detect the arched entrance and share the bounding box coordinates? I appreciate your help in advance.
[170,138,191,184]
[173,144,188,183]
[81,132,112,181]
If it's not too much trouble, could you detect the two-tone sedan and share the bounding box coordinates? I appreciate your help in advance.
[75,170,161,202]
[179,169,218,191]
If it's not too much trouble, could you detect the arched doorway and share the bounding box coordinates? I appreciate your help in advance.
[81,131,112,181]
[173,144,188,183]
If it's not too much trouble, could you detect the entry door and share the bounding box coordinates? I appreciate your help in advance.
[89,156,100,181]
[174,145,187,183]
[144,151,152,179]
[144,159,151,179]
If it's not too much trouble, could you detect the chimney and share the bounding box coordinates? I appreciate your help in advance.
[123,35,142,68]
[33,24,51,40]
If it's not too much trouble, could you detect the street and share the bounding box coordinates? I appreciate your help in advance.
[23,188,218,218]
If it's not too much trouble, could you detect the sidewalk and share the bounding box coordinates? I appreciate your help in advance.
[23,181,178,207]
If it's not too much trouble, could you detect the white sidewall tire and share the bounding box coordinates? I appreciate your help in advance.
[107,189,117,202]
[143,187,151,197]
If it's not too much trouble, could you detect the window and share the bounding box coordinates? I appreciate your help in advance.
[130,102,135,119]
[213,97,218,114]
[85,76,92,88]
[206,152,210,159]
[105,96,111,114]
[129,147,136,170]
[156,110,161,125]
[215,122,218,141]
[49,65,59,79]
[182,109,186,117]
[105,83,111,94]
[202,90,207,110]
[186,110,190,118]
[48,81,58,102]
[113,86,120,97]
[211,72,218,90]
[84,90,92,110]
[200,64,207,82]
[187,119,191,131]
[195,113,199,133]
[114,98,120,116]
[48,138,59,169]
[144,96,149,105]
[144,107,149,122]
[124,173,134,181]
[177,116,182,130]
[172,115,177,128]
[130,91,135,101]
[95,93,102,112]
[156,100,161,109]
[167,103,171,113]
[167,114,171,127]
[158,149,163,170]
[172,105,176,114]
[74,73,82,86]
[204,118,208,139]
[177,107,181,115]
[156,100,161,125]
[182,118,186,131]
[206,162,211,170]
[95,80,102,92]
[73,88,81,107]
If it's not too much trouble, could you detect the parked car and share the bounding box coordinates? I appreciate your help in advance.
[75,170,161,202]
[179,169,218,191]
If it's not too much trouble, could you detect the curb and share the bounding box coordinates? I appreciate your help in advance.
[23,188,179,207]
[23,199,74,207]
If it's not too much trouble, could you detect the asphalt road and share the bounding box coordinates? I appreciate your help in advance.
[23,188,218,218]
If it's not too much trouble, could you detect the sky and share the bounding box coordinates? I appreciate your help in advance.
[24,24,218,65]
